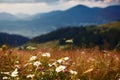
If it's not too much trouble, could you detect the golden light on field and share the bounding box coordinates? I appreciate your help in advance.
[0,47,120,79]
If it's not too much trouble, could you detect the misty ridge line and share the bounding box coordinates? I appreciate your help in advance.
[0,4,120,38]
[0,0,120,15]
[0,4,118,20]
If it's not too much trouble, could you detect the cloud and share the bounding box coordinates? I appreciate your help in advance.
[0,0,118,3]
[0,0,119,6]
[0,0,59,3]
[0,0,119,14]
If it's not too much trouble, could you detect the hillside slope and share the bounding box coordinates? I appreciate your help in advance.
[0,33,29,47]
[31,21,120,50]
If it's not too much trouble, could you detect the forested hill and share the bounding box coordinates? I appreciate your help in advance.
[31,21,120,50]
[0,33,29,47]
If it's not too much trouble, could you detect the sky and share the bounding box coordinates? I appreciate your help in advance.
[0,0,120,14]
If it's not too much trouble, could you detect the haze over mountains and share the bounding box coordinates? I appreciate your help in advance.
[0,5,120,38]
[0,12,19,21]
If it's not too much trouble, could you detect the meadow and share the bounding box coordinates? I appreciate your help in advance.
[0,46,120,80]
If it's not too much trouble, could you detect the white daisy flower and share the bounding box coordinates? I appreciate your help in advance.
[41,52,51,57]
[11,68,19,77]
[64,57,69,61]
[26,74,35,78]
[56,65,66,73]
[33,61,41,67]
[69,70,77,75]
[2,76,9,80]
[30,56,37,61]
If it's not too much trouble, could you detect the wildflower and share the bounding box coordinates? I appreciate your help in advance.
[1,72,10,75]
[69,70,77,75]
[48,62,58,67]
[56,65,66,73]
[64,57,69,61]
[48,63,53,67]
[57,59,63,64]
[11,68,19,77]
[38,66,44,71]
[26,74,35,78]
[30,56,37,61]
[33,61,41,67]
[2,76,9,80]
[41,52,51,57]
[52,62,58,67]
[57,57,69,64]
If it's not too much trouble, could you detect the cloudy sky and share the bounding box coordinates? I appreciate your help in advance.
[0,0,119,14]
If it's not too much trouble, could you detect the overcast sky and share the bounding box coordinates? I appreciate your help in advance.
[0,0,119,14]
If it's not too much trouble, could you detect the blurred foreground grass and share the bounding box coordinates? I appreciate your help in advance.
[0,46,120,80]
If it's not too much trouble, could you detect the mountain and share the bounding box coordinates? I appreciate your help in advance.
[0,33,29,47]
[0,12,19,21]
[31,21,120,50]
[33,10,62,19]
[15,13,32,20]
[31,5,120,26]
[0,5,120,37]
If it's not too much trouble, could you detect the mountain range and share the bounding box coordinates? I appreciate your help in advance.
[0,5,120,38]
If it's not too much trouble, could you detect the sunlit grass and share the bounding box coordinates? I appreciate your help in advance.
[0,47,120,80]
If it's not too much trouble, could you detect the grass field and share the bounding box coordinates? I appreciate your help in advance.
[0,46,120,80]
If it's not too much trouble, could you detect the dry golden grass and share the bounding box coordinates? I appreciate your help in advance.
[0,47,120,80]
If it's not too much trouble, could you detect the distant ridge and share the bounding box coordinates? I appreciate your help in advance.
[0,5,120,37]
[66,5,90,12]
[0,12,18,21]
